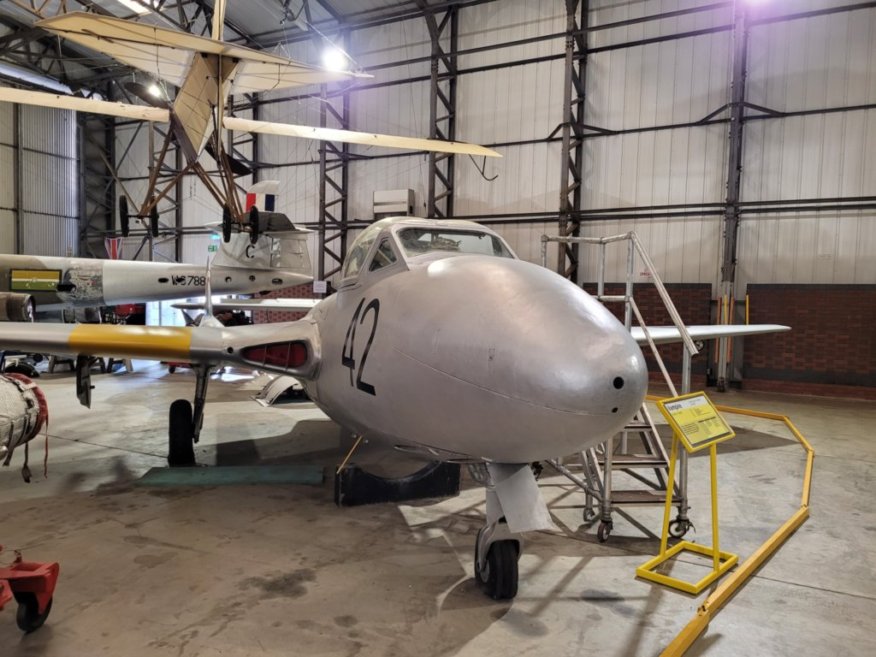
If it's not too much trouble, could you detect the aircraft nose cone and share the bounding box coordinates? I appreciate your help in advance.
[398,256,648,459]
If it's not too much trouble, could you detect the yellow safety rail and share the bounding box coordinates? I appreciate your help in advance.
[644,397,815,657]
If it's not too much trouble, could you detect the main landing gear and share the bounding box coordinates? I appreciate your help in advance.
[167,365,213,467]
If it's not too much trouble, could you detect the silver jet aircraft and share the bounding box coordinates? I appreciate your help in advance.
[0,217,788,599]
[0,217,312,320]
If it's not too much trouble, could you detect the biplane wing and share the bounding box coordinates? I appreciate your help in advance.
[36,12,362,93]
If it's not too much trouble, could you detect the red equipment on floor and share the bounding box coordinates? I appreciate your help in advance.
[0,546,59,633]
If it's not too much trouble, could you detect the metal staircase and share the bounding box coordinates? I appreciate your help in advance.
[541,231,698,542]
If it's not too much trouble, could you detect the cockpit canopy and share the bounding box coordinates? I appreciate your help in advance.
[341,217,516,282]
[396,227,513,259]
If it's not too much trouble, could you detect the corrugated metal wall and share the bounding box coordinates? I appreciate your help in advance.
[0,103,78,256]
[736,4,876,288]
[0,103,14,253]
[97,0,876,291]
[19,106,78,256]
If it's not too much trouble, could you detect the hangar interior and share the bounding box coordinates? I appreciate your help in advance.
[0,1,874,656]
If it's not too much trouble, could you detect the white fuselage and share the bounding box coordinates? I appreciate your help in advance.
[0,250,308,311]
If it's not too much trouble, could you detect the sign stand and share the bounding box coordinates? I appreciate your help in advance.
[636,392,739,594]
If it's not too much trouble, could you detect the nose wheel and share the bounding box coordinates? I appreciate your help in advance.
[474,522,520,600]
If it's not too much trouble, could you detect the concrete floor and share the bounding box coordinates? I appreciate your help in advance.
[1,362,874,656]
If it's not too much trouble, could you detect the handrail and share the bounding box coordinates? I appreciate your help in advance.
[541,231,699,385]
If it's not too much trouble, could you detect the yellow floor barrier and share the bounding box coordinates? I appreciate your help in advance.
[642,396,815,657]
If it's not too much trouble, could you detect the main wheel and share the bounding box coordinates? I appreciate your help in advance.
[149,203,160,237]
[475,537,519,600]
[168,398,195,467]
[119,196,130,237]
[16,594,52,633]
[222,205,232,243]
[248,206,260,245]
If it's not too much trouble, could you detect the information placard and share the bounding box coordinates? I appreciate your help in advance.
[10,269,61,292]
[656,392,735,453]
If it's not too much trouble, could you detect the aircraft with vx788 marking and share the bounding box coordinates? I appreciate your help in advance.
[0,183,312,322]
[0,217,788,600]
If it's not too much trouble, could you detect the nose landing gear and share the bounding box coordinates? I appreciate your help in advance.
[474,521,520,600]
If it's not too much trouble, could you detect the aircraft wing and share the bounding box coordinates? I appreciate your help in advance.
[0,87,169,122]
[173,298,319,313]
[223,117,501,158]
[0,88,498,157]
[0,321,319,378]
[631,324,790,345]
[36,12,363,92]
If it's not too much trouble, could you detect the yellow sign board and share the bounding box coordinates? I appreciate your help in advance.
[656,391,735,453]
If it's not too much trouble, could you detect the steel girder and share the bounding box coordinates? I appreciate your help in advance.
[557,0,588,280]
[317,38,352,285]
[419,1,458,219]
[720,3,751,289]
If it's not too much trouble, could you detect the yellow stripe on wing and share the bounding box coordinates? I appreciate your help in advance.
[68,325,192,360]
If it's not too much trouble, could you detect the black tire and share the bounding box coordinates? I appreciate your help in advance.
[5,362,39,377]
[149,203,160,237]
[475,538,518,600]
[168,365,176,374]
[168,398,195,467]
[597,521,612,543]
[248,206,260,244]
[16,594,52,633]
[119,196,130,237]
[222,205,232,243]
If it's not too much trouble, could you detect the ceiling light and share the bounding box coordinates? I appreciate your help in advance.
[148,83,162,98]
[321,46,348,72]
[116,0,152,15]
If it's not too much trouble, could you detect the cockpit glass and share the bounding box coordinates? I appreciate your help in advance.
[343,222,386,279]
[369,238,398,271]
[343,234,377,279]
[397,229,513,259]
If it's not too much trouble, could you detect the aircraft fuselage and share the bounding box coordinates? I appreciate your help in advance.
[297,220,648,464]
[0,254,307,311]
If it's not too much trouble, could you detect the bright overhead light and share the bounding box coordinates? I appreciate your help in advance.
[115,0,152,15]
[148,83,162,98]
[321,46,348,72]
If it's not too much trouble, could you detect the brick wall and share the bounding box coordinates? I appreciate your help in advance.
[252,283,317,324]
[582,282,712,389]
[744,284,876,399]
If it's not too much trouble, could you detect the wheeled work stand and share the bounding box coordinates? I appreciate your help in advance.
[542,232,699,540]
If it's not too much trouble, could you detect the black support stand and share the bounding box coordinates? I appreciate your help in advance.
[334,461,461,507]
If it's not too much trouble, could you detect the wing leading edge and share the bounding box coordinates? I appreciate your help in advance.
[35,12,362,92]
[172,298,319,313]
[631,324,790,345]
[0,321,320,378]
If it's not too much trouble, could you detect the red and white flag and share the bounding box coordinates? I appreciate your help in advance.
[105,237,123,260]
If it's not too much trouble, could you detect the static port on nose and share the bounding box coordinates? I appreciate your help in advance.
[613,377,625,389]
